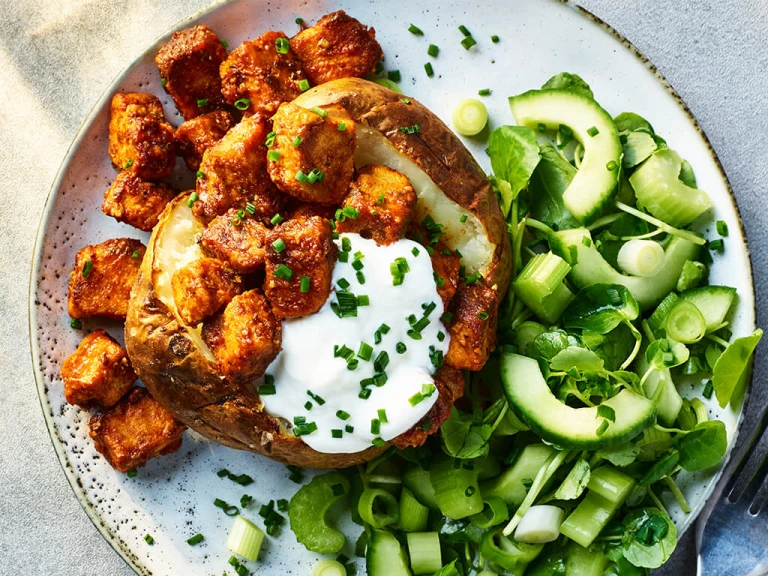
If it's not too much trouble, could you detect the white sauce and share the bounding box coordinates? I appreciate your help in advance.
[260,233,450,454]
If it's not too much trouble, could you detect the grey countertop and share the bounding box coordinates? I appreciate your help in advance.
[1,1,766,574]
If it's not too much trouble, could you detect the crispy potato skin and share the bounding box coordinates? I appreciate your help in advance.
[89,387,186,472]
[60,329,136,408]
[201,289,282,381]
[293,78,511,294]
[194,115,283,222]
[220,31,305,116]
[68,238,145,319]
[175,110,236,171]
[156,25,228,120]
[336,164,415,245]
[199,209,269,273]
[108,93,175,180]
[267,102,356,205]
[264,215,336,318]
[445,282,500,371]
[102,170,176,231]
[171,258,243,325]
[291,11,383,85]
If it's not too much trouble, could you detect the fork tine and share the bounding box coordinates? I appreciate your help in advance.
[748,460,768,515]
[728,408,768,503]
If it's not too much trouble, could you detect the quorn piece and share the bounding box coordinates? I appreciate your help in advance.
[68,238,145,320]
[199,209,270,274]
[263,215,336,318]
[267,102,356,206]
[336,164,416,245]
[202,289,282,381]
[445,282,500,371]
[291,11,383,85]
[407,222,461,308]
[220,31,305,116]
[108,93,175,180]
[101,170,176,231]
[193,115,283,222]
[60,329,136,408]
[156,25,228,120]
[171,258,243,325]
[175,110,236,171]
[89,387,186,473]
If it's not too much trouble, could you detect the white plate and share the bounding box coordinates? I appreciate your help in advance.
[30,0,757,574]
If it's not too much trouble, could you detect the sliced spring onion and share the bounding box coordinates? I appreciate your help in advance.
[469,496,509,529]
[311,559,346,576]
[617,239,666,277]
[513,505,565,543]
[399,487,430,532]
[664,300,707,344]
[358,488,399,528]
[227,515,264,561]
[452,98,487,136]
[406,532,442,574]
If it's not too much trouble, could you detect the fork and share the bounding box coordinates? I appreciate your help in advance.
[695,406,768,575]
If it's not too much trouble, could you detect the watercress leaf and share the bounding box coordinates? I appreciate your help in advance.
[541,72,594,99]
[682,341,710,375]
[563,284,640,334]
[678,159,697,188]
[638,449,679,486]
[431,559,460,576]
[441,398,509,460]
[526,329,584,361]
[597,442,641,467]
[489,126,541,217]
[712,328,763,408]
[550,347,605,372]
[552,458,591,500]
[614,112,655,135]
[528,144,580,230]
[525,546,566,576]
[583,324,637,371]
[622,131,658,168]
[645,339,690,369]
[621,508,677,569]
[677,420,727,471]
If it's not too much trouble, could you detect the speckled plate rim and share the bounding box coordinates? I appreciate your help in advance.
[28,1,757,574]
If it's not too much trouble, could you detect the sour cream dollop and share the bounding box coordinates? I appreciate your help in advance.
[259,233,450,454]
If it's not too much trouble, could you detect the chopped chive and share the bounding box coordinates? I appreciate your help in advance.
[240,494,253,508]
[357,294,369,306]
[270,213,284,225]
[373,373,388,387]
[70,318,82,329]
[337,278,350,290]
[217,469,230,477]
[421,418,432,431]
[440,311,454,323]
[408,24,424,35]
[465,486,476,497]
[459,214,469,224]
[359,388,372,400]
[310,106,328,118]
[458,25,472,36]
[461,36,477,50]
[587,126,599,137]
[124,159,133,169]
[424,62,434,77]
[292,136,303,148]
[81,260,93,277]
[234,98,250,110]
[275,37,290,54]
[464,272,482,285]
[267,150,281,162]
[271,238,286,253]
[491,34,500,43]
[274,263,293,280]
[295,170,308,183]
[300,275,310,293]
[341,237,352,252]
[331,429,343,438]
[427,44,439,57]
[338,252,349,263]
[336,410,351,421]
[387,70,401,82]
[337,121,347,131]
[298,79,310,92]
[437,331,445,342]
[307,390,326,405]
[401,97,411,105]
[304,401,313,411]
[295,17,305,25]
[187,534,205,546]
[144,534,154,545]
[294,415,306,425]
[160,78,167,87]
[260,377,276,395]
[351,260,364,272]
[265,131,276,147]
[342,206,360,219]
[537,122,547,133]
[345,424,355,433]
[293,422,318,436]
[372,437,386,448]
[477,311,489,321]
[596,419,610,437]
[396,342,407,354]
[220,39,229,49]
[709,238,725,252]
[702,380,714,399]
[358,342,373,361]
[197,98,208,108]
[409,392,425,406]
[399,124,421,135]
[378,409,388,423]
[716,220,729,237]
[411,247,420,257]
[277,499,289,511]
[356,271,366,285]
[373,351,390,372]
[606,160,618,171]
[371,419,381,435]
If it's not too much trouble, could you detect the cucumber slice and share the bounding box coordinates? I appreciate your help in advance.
[366,529,412,576]
[551,227,699,310]
[509,89,622,224]
[635,343,683,427]
[629,149,712,227]
[679,285,737,332]
[501,352,655,449]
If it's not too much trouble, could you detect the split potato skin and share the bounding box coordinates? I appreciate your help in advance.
[125,79,511,467]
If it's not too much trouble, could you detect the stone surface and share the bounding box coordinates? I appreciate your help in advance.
[1,0,766,574]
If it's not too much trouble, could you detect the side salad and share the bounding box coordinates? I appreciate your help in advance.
[228,73,762,576]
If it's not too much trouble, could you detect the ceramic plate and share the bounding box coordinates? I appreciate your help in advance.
[30,0,757,574]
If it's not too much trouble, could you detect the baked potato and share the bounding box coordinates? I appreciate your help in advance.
[125,78,511,468]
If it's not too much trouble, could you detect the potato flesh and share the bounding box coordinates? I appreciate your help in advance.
[354,124,493,277]
[153,200,214,359]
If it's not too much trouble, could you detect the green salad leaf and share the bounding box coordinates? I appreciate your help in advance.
[598,442,641,467]
[552,458,591,500]
[676,260,706,292]
[526,329,584,361]
[563,284,640,334]
[582,325,637,371]
[622,131,658,168]
[527,144,580,230]
[432,559,460,576]
[645,339,689,370]
[712,328,763,408]
[638,449,679,486]
[541,72,594,99]
[677,420,727,471]
[550,347,604,372]
[441,398,508,459]
[614,112,654,135]
[678,159,697,188]
[489,126,541,217]
[621,508,677,569]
